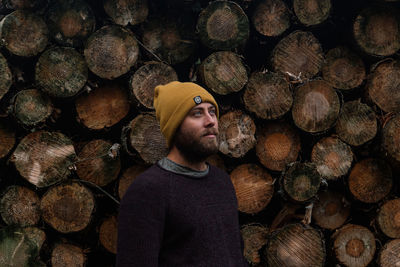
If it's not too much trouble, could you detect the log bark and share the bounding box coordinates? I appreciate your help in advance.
[51,242,87,267]
[35,46,88,98]
[282,162,321,203]
[335,100,377,146]
[76,139,121,187]
[367,59,400,113]
[377,198,400,238]
[0,186,40,227]
[293,0,331,26]
[118,164,148,199]
[0,119,15,159]
[75,82,130,130]
[218,110,256,158]
[12,89,53,127]
[3,0,45,10]
[99,215,118,254]
[311,136,353,180]
[142,17,196,65]
[382,114,400,162]
[129,62,177,109]
[244,71,292,120]
[0,52,12,101]
[196,1,249,50]
[251,0,290,37]
[241,224,269,266]
[40,182,95,233]
[199,51,248,95]
[312,190,350,230]
[0,10,48,57]
[104,0,148,26]
[332,224,376,267]
[292,80,340,133]
[230,164,274,214]
[255,122,301,171]
[84,25,139,79]
[348,158,392,203]
[322,46,366,90]
[353,5,400,56]
[126,113,168,164]
[10,131,76,188]
[46,0,96,47]
[271,31,324,80]
[379,239,400,267]
[265,223,325,267]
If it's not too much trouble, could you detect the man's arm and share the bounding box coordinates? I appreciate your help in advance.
[116,177,166,267]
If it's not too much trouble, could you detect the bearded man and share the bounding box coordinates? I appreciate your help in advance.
[116,81,248,267]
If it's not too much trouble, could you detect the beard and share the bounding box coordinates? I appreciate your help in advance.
[173,126,219,164]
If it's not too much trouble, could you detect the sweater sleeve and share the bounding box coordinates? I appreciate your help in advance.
[116,174,167,267]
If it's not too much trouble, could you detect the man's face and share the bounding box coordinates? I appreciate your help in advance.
[173,102,219,162]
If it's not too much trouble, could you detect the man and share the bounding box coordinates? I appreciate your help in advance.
[116,81,248,266]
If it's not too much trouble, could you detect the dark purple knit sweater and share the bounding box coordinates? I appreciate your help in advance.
[116,163,248,267]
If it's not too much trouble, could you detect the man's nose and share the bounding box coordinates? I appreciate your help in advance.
[204,112,216,126]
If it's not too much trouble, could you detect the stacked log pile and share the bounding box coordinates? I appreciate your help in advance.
[0,0,400,266]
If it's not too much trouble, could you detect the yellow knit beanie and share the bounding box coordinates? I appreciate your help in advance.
[154,81,219,147]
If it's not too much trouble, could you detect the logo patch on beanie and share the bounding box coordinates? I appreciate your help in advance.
[193,96,202,104]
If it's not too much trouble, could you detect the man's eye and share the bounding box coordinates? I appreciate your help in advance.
[209,109,216,115]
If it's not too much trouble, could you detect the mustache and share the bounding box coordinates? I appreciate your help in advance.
[202,129,219,136]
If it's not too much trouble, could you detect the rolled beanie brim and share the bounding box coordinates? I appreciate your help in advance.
[154,81,219,147]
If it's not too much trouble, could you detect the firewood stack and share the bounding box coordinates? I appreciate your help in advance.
[0,0,400,266]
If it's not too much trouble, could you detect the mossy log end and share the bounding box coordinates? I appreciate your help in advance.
[75,82,130,130]
[104,0,148,26]
[348,158,392,203]
[241,224,269,266]
[255,122,301,171]
[0,186,40,227]
[265,224,325,267]
[293,0,331,26]
[271,31,324,80]
[332,224,376,267]
[353,6,400,57]
[35,47,88,98]
[244,71,292,120]
[252,0,290,37]
[40,182,95,233]
[218,110,256,158]
[10,131,76,188]
[377,198,400,238]
[13,89,53,127]
[0,119,16,159]
[51,242,87,267]
[47,0,96,47]
[99,215,118,254]
[196,1,249,51]
[367,59,400,113]
[322,46,366,90]
[0,10,48,57]
[312,190,350,230]
[127,113,168,164]
[0,52,12,101]
[311,136,353,180]
[142,17,196,65]
[335,100,377,146]
[230,164,274,214]
[118,164,148,199]
[382,114,400,162]
[199,51,248,95]
[292,80,340,133]
[130,62,178,109]
[84,25,139,79]
[282,162,321,203]
[76,139,121,187]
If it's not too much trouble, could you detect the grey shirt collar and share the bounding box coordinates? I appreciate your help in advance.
[158,157,209,178]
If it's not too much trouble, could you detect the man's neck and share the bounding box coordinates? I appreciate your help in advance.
[167,147,208,171]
